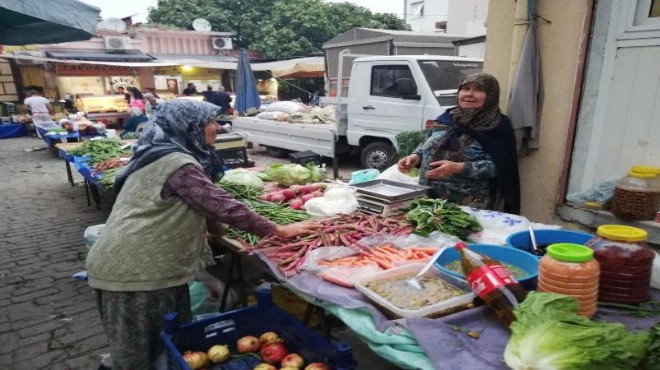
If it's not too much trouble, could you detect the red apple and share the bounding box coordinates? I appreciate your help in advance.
[236,335,261,353]
[281,353,304,368]
[260,342,288,364]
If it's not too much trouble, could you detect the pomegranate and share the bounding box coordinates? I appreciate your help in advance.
[253,363,277,370]
[281,353,304,368]
[259,331,280,345]
[260,342,289,364]
[236,335,261,353]
[207,344,230,364]
[304,363,330,370]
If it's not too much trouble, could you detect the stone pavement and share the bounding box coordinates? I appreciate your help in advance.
[0,137,112,369]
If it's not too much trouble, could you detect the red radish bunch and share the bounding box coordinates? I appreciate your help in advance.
[259,184,326,209]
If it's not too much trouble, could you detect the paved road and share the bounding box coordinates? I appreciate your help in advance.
[0,138,397,370]
[0,137,111,369]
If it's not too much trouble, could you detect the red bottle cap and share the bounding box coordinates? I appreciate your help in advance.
[455,242,468,250]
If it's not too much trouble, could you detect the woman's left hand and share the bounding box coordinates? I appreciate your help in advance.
[426,160,465,180]
[273,221,322,239]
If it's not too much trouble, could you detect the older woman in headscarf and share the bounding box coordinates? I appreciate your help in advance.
[86,100,320,369]
[398,73,520,214]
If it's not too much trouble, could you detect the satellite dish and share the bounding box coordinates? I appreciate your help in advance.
[97,18,127,33]
[192,18,212,32]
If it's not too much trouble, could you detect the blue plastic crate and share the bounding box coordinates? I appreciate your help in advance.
[161,288,356,370]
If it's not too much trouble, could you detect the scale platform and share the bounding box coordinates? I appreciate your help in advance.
[356,193,425,216]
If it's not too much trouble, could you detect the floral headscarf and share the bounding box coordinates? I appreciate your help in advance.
[114,99,221,193]
[449,73,502,130]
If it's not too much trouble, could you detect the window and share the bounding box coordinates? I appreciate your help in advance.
[370,65,417,98]
[417,60,483,105]
[651,0,660,17]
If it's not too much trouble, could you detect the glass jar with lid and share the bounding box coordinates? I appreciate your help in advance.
[586,225,654,304]
[538,243,600,317]
[630,165,660,210]
[610,167,659,220]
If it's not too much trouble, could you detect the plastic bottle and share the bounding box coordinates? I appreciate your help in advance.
[455,242,528,327]
[538,243,600,317]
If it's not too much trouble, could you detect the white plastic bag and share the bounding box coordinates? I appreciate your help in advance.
[304,183,358,218]
[377,164,419,185]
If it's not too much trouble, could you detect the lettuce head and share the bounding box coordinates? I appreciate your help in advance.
[504,292,649,370]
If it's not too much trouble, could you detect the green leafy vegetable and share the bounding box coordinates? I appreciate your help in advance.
[504,292,649,370]
[405,199,481,239]
[395,130,427,157]
[68,139,131,164]
[640,323,660,370]
[220,169,264,188]
[265,163,325,186]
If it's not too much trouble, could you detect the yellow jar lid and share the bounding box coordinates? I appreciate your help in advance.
[627,170,657,179]
[596,225,648,242]
[631,165,660,175]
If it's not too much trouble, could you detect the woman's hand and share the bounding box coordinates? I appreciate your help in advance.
[426,160,465,180]
[273,221,322,239]
[397,154,421,173]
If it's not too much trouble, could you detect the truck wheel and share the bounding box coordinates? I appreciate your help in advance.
[361,142,396,171]
[265,146,289,158]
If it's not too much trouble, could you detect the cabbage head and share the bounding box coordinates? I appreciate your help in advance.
[219,169,264,188]
[504,292,648,370]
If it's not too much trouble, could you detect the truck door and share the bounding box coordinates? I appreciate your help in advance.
[346,62,426,146]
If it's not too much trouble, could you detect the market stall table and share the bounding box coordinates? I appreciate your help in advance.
[0,123,27,139]
[38,128,80,148]
[220,207,660,370]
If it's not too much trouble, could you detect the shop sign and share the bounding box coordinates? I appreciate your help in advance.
[56,64,133,76]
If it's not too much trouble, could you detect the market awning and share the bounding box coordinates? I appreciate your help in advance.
[45,50,154,63]
[151,54,237,63]
[267,56,325,79]
[0,0,100,45]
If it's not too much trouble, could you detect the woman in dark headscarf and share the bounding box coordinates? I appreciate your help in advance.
[87,99,320,369]
[397,73,520,214]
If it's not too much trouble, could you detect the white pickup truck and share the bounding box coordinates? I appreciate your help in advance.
[232,54,483,173]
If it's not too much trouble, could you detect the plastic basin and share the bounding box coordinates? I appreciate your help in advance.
[434,244,539,289]
[506,229,593,258]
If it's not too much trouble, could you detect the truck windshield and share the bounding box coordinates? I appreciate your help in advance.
[418,60,483,106]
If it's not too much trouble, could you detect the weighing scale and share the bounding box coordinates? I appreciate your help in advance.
[351,179,430,216]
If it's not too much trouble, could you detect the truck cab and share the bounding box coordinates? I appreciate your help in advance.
[342,55,483,169]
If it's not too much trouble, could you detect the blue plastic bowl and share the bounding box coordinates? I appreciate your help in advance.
[506,229,593,258]
[434,244,539,289]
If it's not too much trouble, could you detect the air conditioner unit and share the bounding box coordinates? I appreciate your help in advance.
[211,37,233,50]
[104,36,132,52]
[14,51,44,65]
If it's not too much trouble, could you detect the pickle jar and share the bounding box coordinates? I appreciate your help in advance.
[630,165,660,210]
[610,168,659,220]
[538,243,600,317]
[586,225,654,304]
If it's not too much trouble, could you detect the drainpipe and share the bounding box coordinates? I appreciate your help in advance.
[555,0,595,205]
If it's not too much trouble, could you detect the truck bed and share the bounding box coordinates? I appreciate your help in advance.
[231,117,337,157]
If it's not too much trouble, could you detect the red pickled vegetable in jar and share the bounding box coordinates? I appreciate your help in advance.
[586,225,654,304]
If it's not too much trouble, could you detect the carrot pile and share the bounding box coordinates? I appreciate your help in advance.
[253,213,415,277]
[317,244,438,270]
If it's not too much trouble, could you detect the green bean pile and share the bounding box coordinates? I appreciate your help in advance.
[68,139,131,164]
[216,182,263,201]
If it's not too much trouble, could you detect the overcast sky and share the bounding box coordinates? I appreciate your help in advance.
[79,0,404,24]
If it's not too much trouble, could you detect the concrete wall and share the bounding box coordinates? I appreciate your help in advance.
[484,0,591,223]
[406,0,448,32]
[447,0,489,36]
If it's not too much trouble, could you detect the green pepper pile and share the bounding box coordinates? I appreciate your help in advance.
[68,139,131,164]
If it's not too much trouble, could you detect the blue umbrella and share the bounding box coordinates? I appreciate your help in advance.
[0,0,100,45]
[234,48,261,115]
